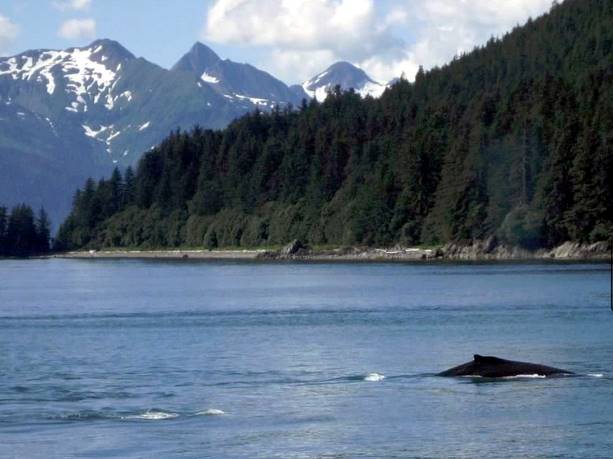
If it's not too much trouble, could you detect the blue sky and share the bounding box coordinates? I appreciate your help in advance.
[0,0,553,84]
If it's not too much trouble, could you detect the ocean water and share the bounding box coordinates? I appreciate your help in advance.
[0,258,611,458]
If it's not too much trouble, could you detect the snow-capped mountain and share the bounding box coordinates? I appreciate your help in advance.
[302,62,386,102]
[302,62,386,101]
[0,39,253,223]
[172,42,303,110]
[0,39,235,163]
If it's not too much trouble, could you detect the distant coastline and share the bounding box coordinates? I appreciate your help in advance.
[54,240,611,262]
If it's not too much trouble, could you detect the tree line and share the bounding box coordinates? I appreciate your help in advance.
[0,204,51,257]
[56,0,612,251]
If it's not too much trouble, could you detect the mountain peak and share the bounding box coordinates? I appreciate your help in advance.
[172,42,221,74]
[171,42,302,108]
[86,39,135,61]
[327,61,366,72]
[302,61,384,100]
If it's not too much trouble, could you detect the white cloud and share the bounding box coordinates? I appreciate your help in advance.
[58,18,96,40]
[53,0,92,11]
[205,0,388,54]
[269,48,337,86]
[203,0,403,81]
[0,14,19,55]
[203,0,554,84]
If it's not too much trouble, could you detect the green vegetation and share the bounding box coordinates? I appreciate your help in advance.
[0,204,51,257]
[56,0,612,251]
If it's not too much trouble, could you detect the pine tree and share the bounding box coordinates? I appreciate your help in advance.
[123,166,136,207]
[109,167,124,213]
[35,208,51,253]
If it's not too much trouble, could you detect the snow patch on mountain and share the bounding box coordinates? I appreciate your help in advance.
[233,93,274,108]
[302,71,328,96]
[0,55,57,95]
[82,123,122,156]
[0,44,125,112]
[201,71,219,84]
[302,82,329,101]
[107,130,121,143]
[60,47,117,111]
[82,124,108,138]
[357,81,386,98]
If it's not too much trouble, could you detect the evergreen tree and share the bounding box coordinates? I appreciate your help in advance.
[35,208,51,253]
[123,166,136,206]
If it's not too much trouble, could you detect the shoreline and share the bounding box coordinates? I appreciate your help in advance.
[56,249,266,260]
[53,240,611,263]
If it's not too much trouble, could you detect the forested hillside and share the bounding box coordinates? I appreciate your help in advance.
[56,0,612,251]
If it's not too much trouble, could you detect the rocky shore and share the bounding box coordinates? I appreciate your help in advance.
[260,239,611,262]
[438,240,611,261]
[57,239,610,262]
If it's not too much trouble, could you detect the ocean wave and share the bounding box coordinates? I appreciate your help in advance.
[52,410,118,422]
[122,410,179,421]
[45,408,219,423]
[363,372,385,382]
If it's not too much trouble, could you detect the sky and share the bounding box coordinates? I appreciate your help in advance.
[0,0,554,84]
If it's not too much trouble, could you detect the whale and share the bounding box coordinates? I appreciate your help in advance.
[438,354,573,378]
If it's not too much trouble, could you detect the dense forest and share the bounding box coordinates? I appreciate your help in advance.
[56,0,612,251]
[0,204,51,257]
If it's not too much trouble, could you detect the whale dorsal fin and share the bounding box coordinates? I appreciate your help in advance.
[473,354,504,363]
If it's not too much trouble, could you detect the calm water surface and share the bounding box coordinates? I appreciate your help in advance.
[0,259,611,458]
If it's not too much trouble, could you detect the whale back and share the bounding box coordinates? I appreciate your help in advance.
[473,354,506,364]
[438,355,572,378]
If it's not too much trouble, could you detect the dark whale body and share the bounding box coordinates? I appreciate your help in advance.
[438,355,573,378]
